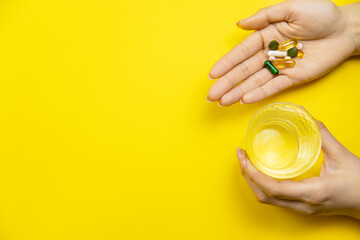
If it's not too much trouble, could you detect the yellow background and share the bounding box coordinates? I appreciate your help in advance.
[0,0,359,239]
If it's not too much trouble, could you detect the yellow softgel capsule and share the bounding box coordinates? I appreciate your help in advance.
[297,50,304,58]
[272,59,295,69]
[278,39,298,51]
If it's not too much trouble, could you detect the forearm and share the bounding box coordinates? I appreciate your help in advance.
[341,3,360,56]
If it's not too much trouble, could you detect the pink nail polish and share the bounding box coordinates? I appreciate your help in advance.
[240,154,247,169]
[236,18,247,27]
[207,98,213,103]
[237,148,242,158]
[208,74,214,80]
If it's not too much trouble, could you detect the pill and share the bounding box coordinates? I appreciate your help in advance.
[272,59,295,69]
[269,56,276,61]
[285,56,291,59]
[264,60,279,75]
[267,50,287,57]
[269,40,279,50]
[287,47,298,58]
[297,50,304,58]
[296,42,303,50]
[278,39,298,51]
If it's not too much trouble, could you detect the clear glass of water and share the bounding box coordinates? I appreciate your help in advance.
[245,102,321,179]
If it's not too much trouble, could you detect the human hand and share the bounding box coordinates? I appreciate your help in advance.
[237,120,360,219]
[207,0,359,105]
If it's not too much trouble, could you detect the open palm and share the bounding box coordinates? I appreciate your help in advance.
[207,0,357,105]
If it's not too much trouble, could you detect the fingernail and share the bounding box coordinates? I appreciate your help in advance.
[218,100,222,107]
[207,98,213,103]
[237,148,243,158]
[237,148,247,173]
[208,74,214,80]
[240,150,247,169]
[236,18,247,27]
[240,98,244,104]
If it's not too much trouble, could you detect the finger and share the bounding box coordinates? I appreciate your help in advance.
[237,148,270,201]
[237,2,291,30]
[266,198,316,215]
[209,31,264,79]
[208,51,266,101]
[317,120,349,160]
[243,153,321,203]
[242,75,295,103]
[244,172,316,215]
[220,68,273,106]
[237,149,316,215]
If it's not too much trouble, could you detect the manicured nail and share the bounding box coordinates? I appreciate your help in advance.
[218,100,222,107]
[236,18,247,27]
[240,98,244,104]
[237,148,243,158]
[240,149,247,169]
[208,74,214,80]
[207,98,213,103]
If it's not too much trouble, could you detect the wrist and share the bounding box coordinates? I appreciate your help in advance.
[341,3,360,56]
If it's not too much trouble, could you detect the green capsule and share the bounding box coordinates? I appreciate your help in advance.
[287,47,298,58]
[269,40,279,50]
[264,60,279,75]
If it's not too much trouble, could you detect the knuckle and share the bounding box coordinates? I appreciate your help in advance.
[307,182,330,205]
[222,75,236,87]
[271,79,282,93]
[308,194,323,205]
[267,187,280,198]
[256,8,266,15]
[260,86,271,97]
[239,43,251,59]
[308,195,321,205]
[240,64,251,78]
[253,74,264,87]
[256,52,264,66]
[223,54,236,68]
[260,86,270,98]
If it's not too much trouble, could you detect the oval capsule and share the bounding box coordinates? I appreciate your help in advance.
[278,39,298,51]
[267,50,287,57]
[272,59,296,69]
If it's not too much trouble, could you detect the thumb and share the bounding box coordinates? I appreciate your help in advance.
[237,2,291,30]
[317,120,347,160]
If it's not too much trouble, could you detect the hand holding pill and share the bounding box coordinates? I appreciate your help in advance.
[207,0,360,106]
